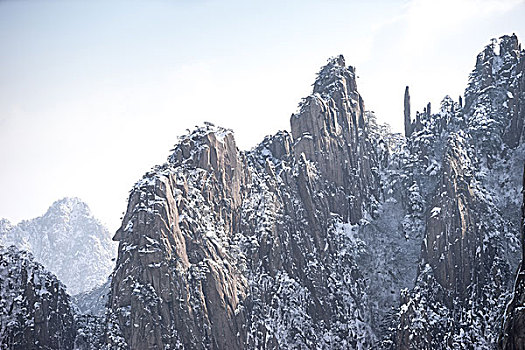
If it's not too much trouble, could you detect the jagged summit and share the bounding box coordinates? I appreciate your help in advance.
[160,53,363,176]
[404,34,524,152]
[465,34,522,108]
[47,196,93,218]
[462,34,525,155]
[474,34,520,70]
[167,123,235,166]
[106,53,381,349]
[394,34,525,349]
[313,54,354,95]
[311,55,363,115]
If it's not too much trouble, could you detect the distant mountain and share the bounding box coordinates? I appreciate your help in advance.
[73,278,111,317]
[0,197,117,295]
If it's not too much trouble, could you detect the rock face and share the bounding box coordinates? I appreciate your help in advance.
[103,35,525,349]
[395,34,525,349]
[404,86,412,137]
[0,245,77,349]
[106,56,384,349]
[500,166,525,349]
[107,127,249,349]
[0,197,117,295]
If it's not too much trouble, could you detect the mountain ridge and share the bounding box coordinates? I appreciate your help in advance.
[103,34,525,349]
[1,34,525,349]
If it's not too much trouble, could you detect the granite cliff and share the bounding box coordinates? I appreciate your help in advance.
[104,35,525,349]
[106,55,383,349]
[396,34,525,349]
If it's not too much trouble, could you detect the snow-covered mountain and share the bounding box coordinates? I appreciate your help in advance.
[73,278,111,317]
[104,35,525,349]
[1,34,524,349]
[394,34,525,349]
[0,197,117,295]
[106,55,381,349]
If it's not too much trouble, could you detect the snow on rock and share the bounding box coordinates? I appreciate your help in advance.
[72,278,111,317]
[104,36,525,349]
[2,34,524,350]
[106,54,382,349]
[0,245,77,349]
[395,34,525,349]
[0,197,117,295]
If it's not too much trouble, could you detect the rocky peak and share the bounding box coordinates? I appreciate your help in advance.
[48,197,91,218]
[106,52,383,349]
[395,36,524,349]
[168,123,237,169]
[313,55,355,97]
[102,34,525,350]
[404,86,412,137]
[476,35,519,75]
[309,55,364,128]
[167,123,244,208]
[290,54,377,223]
[465,34,521,106]
[464,34,525,153]
[108,121,250,349]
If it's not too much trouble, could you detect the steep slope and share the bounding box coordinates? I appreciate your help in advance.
[395,34,525,349]
[0,245,77,349]
[106,55,389,349]
[0,197,117,295]
[106,126,249,349]
[500,166,525,349]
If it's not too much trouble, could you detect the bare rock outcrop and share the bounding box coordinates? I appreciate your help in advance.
[107,126,248,349]
[404,86,412,137]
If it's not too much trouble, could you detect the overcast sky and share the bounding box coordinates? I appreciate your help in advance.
[1,0,524,232]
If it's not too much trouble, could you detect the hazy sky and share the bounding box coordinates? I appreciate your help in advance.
[1,0,524,232]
